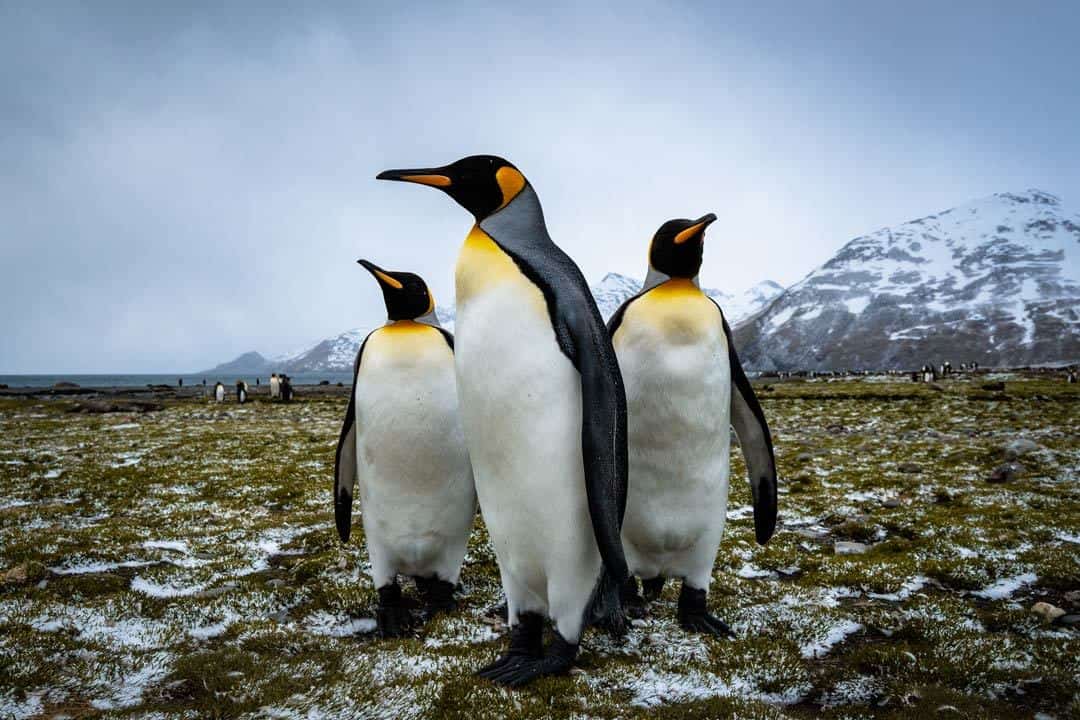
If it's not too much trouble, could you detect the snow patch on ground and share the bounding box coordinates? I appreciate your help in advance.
[801,619,863,658]
[971,573,1037,600]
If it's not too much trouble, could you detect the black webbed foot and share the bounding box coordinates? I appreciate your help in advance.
[677,583,734,639]
[485,630,578,688]
[477,612,543,679]
[621,576,649,619]
[376,583,412,638]
[415,575,457,620]
[642,576,665,601]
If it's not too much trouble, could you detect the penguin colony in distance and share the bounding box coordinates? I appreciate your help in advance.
[334,260,476,637]
[334,154,779,688]
[608,216,777,636]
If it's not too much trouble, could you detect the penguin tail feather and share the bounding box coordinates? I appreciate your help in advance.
[585,565,627,638]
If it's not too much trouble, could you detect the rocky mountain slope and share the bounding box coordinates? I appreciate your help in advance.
[735,189,1080,371]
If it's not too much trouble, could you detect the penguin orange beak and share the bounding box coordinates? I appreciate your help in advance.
[673,213,718,245]
[357,259,403,289]
[376,167,453,188]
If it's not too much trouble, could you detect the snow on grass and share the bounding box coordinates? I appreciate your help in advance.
[48,559,156,575]
[130,575,208,598]
[971,573,1037,600]
[304,610,376,638]
[800,619,863,659]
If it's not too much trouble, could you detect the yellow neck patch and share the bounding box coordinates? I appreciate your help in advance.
[455,225,546,314]
[617,279,721,346]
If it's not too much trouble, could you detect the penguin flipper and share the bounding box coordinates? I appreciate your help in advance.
[333,336,370,543]
[716,306,778,545]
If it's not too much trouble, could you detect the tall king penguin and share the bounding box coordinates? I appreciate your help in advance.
[334,260,476,638]
[607,215,778,637]
[377,156,629,686]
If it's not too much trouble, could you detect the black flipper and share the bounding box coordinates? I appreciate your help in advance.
[333,334,371,543]
[712,302,778,544]
[479,186,630,623]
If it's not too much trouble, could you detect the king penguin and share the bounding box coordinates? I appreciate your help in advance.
[334,260,476,637]
[377,155,629,686]
[607,214,778,637]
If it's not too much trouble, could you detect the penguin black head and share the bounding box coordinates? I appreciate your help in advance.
[358,259,435,321]
[648,213,718,279]
[376,155,527,221]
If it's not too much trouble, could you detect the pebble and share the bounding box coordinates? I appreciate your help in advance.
[898,462,922,474]
[882,497,902,508]
[1064,590,1080,605]
[835,541,869,555]
[1030,601,1065,622]
[1,564,28,584]
[1060,614,1080,626]
[988,463,1022,483]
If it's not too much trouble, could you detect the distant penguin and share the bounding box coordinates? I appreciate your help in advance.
[378,156,629,686]
[334,260,475,637]
[214,382,224,403]
[270,373,280,400]
[236,380,246,404]
[607,215,778,636]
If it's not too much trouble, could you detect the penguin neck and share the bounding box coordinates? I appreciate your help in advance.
[385,314,442,329]
[478,183,551,253]
[643,267,700,293]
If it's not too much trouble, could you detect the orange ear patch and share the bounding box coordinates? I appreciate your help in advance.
[495,166,526,209]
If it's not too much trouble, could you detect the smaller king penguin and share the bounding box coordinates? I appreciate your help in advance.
[334,260,476,637]
[608,214,778,637]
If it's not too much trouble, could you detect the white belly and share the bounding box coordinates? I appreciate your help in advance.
[354,326,475,585]
[614,289,732,586]
[455,282,600,640]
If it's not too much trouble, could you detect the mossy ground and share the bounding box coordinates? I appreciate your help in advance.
[1,374,1077,719]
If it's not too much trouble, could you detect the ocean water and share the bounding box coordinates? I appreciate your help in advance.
[0,373,354,389]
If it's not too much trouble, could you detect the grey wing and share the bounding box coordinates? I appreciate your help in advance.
[333,335,370,543]
[716,304,778,544]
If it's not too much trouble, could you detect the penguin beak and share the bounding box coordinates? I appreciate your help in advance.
[375,167,453,188]
[673,213,718,245]
[357,259,403,289]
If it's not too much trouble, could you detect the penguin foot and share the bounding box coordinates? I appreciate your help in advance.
[621,576,649,619]
[376,583,412,638]
[677,584,734,639]
[485,631,579,688]
[415,576,456,620]
[642,577,666,601]
[477,612,544,679]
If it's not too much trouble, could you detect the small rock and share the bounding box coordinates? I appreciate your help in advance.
[266,578,285,589]
[1,564,28,585]
[776,565,801,577]
[898,462,922,474]
[1030,601,1065,622]
[988,463,1023,483]
[794,527,830,541]
[835,541,869,555]
[1059,614,1080,626]
[937,705,961,715]
[1004,438,1041,459]
[1063,590,1080,605]
[981,381,1005,391]
[337,557,348,570]
[882,497,902,508]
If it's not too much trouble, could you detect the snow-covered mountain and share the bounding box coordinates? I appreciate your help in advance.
[734,189,1080,371]
[210,274,782,374]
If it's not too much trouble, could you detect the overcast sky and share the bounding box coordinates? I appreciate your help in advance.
[3,1,1078,373]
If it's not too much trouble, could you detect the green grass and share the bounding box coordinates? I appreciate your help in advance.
[0,374,1077,718]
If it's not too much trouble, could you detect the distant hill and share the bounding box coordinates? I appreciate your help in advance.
[200,351,272,375]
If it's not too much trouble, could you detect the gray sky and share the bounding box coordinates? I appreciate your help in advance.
[3,1,1078,372]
